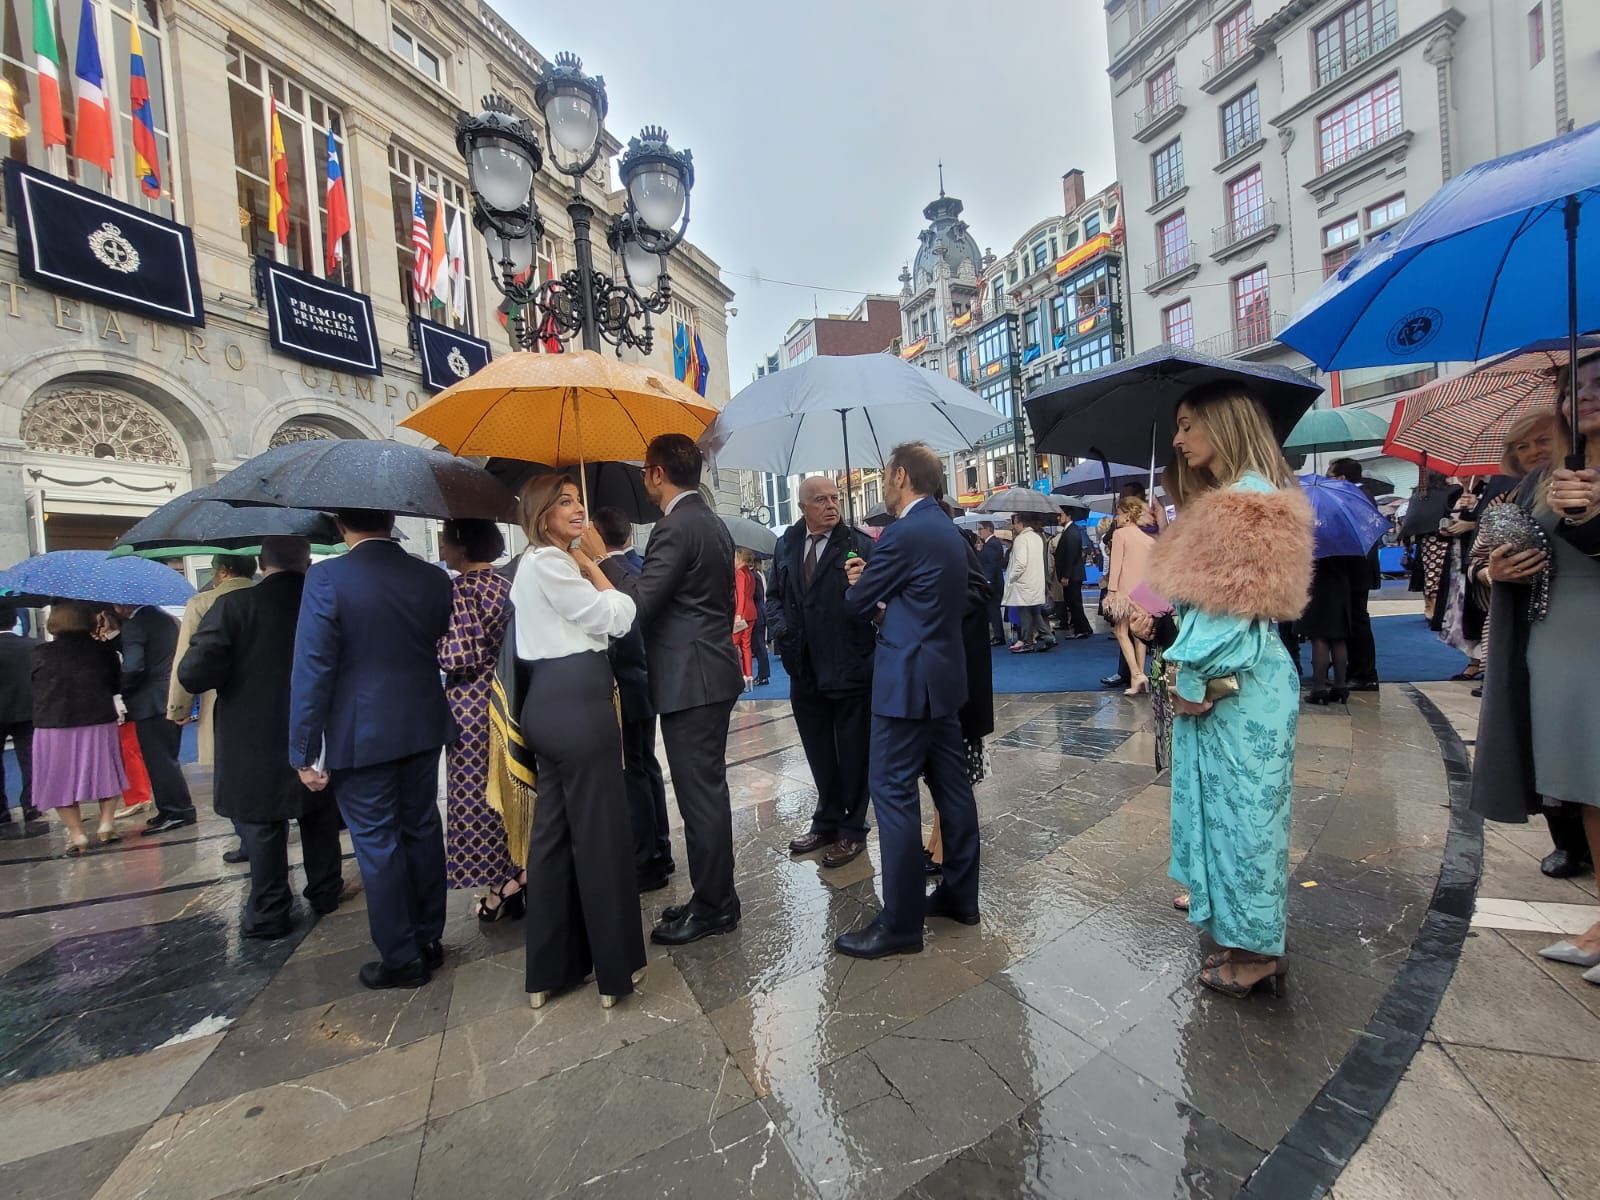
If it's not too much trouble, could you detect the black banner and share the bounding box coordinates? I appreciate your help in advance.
[4,159,204,327]
[414,315,492,392]
[258,257,381,376]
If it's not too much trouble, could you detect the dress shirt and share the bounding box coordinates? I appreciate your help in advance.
[511,546,636,661]
[898,496,926,519]
[662,490,692,516]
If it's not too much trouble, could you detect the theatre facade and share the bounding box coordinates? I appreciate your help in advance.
[0,0,735,566]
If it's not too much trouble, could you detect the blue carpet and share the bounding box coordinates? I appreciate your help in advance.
[746,611,1468,701]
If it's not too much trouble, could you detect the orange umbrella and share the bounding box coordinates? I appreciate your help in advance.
[399,350,718,504]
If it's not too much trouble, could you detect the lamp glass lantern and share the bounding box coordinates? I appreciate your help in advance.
[626,163,685,231]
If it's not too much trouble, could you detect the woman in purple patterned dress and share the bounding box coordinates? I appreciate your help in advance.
[437,519,521,922]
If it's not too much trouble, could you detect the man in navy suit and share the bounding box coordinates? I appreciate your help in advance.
[975,522,1008,645]
[837,442,981,958]
[288,509,454,989]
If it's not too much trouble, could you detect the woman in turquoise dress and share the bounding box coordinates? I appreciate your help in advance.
[1147,382,1315,999]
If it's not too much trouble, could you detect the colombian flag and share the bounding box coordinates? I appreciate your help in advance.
[72,0,114,174]
[31,0,64,149]
[267,98,290,246]
[129,23,160,198]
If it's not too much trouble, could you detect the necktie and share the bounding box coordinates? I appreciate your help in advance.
[803,533,825,586]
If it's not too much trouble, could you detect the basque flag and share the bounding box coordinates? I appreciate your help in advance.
[72,0,114,175]
[31,0,65,149]
[129,22,160,198]
[324,129,350,276]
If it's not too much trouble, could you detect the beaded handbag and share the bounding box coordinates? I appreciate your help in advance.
[1474,502,1554,621]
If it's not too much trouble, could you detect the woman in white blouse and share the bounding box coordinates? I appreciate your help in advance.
[510,475,647,1010]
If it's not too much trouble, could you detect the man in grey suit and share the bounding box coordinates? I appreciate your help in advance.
[587,434,741,945]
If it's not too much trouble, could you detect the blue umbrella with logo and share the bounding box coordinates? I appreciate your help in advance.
[0,550,195,607]
[1279,120,1600,466]
[1299,475,1390,560]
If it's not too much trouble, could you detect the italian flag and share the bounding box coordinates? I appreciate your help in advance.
[32,0,65,149]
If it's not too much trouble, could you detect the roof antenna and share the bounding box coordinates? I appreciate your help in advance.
[937,160,945,198]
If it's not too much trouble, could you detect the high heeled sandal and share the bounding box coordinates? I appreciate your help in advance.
[1201,948,1276,970]
[1198,958,1287,998]
[64,834,89,857]
[475,877,527,924]
[1172,893,1191,911]
[97,825,121,845]
[1124,674,1149,696]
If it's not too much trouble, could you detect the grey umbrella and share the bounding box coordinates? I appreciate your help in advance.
[114,485,340,551]
[206,439,514,520]
[720,515,778,557]
[974,488,1060,516]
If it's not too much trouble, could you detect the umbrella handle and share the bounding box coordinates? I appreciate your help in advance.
[1564,195,1588,511]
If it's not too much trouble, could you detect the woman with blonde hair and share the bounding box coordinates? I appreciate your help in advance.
[510,475,646,1009]
[1147,382,1314,999]
[1102,493,1157,693]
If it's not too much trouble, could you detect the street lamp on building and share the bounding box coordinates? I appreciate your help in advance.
[455,52,695,355]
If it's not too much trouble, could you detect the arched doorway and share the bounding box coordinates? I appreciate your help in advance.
[20,386,192,551]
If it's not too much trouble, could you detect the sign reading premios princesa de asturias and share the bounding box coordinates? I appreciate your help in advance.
[258,257,382,377]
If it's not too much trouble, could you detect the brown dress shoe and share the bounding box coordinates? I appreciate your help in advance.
[820,839,865,869]
[788,831,828,855]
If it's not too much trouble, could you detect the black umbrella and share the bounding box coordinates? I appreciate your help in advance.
[863,502,894,528]
[486,459,662,524]
[113,486,340,551]
[1024,344,1324,467]
[1398,476,1463,539]
[207,439,514,520]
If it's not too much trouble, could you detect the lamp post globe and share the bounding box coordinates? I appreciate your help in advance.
[455,97,542,221]
[535,52,607,173]
[611,213,665,292]
[620,126,693,241]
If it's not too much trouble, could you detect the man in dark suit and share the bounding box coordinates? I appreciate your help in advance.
[288,509,453,989]
[837,442,981,959]
[767,475,876,868]
[593,506,674,892]
[112,601,197,833]
[1054,509,1093,638]
[1329,457,1381,690]
[975,521,1008,645]
[0,604,42,837]
[179,537,345,937]
[595,434,742,945]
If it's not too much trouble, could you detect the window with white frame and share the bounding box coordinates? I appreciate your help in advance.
[391,24,446,87]
[1152,139,1184,203]
[388,144,472,330]
[1225,168,1266,242]
[1364,194,1406,232]
[1317,74,1402,172]
[1214,4,1253,69]
[1220,86,1260,160]
[228,47,351,283]
[0,0,175,216]
[1313,0,1399,88]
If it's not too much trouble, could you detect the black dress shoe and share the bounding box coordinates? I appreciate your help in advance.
[661,903,687,923]
[1541,849,1593,879]
[1349,679,1381,692]
[222,846,248,864]
[923,850,943,877]
[419,940,445,971]
[651,911,737,945]
[788,830,829,855]
[637,873,671,893]
[360,959,430,990]
[835,918,923,959]
[241,922,294,940]
[820,839,865,869]
[143,815,196,834]
[926,888,980,926]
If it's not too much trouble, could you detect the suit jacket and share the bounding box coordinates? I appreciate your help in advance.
[766,520,875,694]
[0,631,42,725]
[844,497,973,720]
[615,492,742,714]
[598,553,655,724]
[178,572,322,823]
[288,538,454,771]
[977,536,1007,597]
[119,606,181,721]
[1054,525,1086,585]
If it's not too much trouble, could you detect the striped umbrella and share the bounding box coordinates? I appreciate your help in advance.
[1382,336,1600,476]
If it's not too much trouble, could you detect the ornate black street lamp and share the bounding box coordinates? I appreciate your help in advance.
[455,52,695,356]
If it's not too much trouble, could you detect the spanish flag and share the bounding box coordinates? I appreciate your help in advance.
[129,22,160,199]
[267,98,290,247]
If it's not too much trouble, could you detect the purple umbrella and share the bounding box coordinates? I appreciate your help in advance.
[1300,474,1390,560]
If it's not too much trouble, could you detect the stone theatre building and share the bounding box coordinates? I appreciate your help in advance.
[0,0,734,566]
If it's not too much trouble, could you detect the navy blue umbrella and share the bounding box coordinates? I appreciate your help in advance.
[1052,460,1148,497]
[0,550,195,607]
[1300,475,1390,560]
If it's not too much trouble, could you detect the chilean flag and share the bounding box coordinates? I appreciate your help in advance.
[129,22,160,198]
[324,130,350,276]
[72,0,114,175]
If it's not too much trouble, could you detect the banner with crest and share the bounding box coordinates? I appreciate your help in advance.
[414,314,492,393]
[258,257,382,376]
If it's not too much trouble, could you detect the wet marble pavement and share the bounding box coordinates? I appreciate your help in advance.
[0,688,1471,1199]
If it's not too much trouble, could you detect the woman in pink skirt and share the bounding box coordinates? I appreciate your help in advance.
[32,602,128,854]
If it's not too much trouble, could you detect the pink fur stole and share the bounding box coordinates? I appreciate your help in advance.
[1147,484,1314,621]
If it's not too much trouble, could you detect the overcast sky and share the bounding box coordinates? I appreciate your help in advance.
[498,0,1117,384]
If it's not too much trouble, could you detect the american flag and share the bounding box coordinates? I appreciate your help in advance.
[410,185,432,305]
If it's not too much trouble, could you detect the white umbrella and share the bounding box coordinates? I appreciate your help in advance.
[974,488,1060,516]
[700,354,1006,522]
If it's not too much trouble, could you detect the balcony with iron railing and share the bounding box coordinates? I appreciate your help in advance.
[1201,33,1262,93]
[1133,86,1186,142]
[1195,310,1287,358]
[1211,200,1280,260]
[1316,18,1400,88]
[1221,120,1263,164]
[1144,242,1197,291]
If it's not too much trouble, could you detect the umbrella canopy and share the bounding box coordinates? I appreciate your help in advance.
[1380,336,1600,475]
[1279,121,1600,371]
[863,503,894,528]
[700,352,1005,485]
[1300,475,1390,559]
[486,459,662,524]
[399,350,718,466]
[1025,344,1323,466]
[720,515,777,557]
[1283,406,1390,454]
[0,550,195,607]
[113,489,341,552]
[1051,460,1149,497]
[1398,477,1463,539]
[205,439,514,520]
[974,487,1060,516]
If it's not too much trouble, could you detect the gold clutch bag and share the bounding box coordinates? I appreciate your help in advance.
[1204,675,1240,702]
